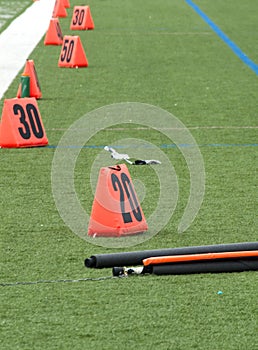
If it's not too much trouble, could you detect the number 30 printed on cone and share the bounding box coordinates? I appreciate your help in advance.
[0,97,48,148]
[70,6,94,31]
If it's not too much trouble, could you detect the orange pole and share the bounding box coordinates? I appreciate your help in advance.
[143,250,258,266]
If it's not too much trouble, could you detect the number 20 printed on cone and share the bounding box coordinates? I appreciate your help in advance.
[88,164,148,237]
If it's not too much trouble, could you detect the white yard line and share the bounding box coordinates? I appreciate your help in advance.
[46,125,258,131]
[0,0,55,100]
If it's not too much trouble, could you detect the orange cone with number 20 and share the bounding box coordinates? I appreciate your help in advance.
[88,164,148,237]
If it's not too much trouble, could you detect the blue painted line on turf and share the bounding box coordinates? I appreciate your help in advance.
[162,143,258,148]
[185,0,258,75]
[46,143,258,149]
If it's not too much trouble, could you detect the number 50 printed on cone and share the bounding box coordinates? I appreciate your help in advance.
[88,164,148,237]
[58,35,88,68]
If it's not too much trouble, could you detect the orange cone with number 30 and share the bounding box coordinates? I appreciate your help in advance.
[0,98,48,148]
[88,164,148,237]
[70,6,94,30]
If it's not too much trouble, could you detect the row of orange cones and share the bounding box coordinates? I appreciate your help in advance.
[16,3,95,100]
[32,1,147,238]
[0,1,96,149]
[16,4,95,100]
[45,3,94,46]
[1,1,147,237]
[50,0,93,28]
[45,0,94,67]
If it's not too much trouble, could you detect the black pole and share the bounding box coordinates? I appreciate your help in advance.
[85,241,258,268]
[150,258,258,275]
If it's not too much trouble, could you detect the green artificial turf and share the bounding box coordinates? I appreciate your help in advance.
[0,0,32,33]
[0,0,257,349]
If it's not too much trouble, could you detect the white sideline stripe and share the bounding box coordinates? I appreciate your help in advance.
[0,0,55,100]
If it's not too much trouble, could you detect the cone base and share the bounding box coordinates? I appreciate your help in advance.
[88,230,148,238]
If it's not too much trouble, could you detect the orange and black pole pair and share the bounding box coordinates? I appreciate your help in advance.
[85,242,258,276]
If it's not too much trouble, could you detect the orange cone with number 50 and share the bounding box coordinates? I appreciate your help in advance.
[58,35,88,67]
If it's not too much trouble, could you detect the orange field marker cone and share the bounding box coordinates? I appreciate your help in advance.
[52,0,67,18]
[62,0,70,8]
[58,35,88,67]
[70,6,94,30]
[0,98,48,148]
[44,18,63,45]
[17,60,42,99]
[88,164,148,237]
